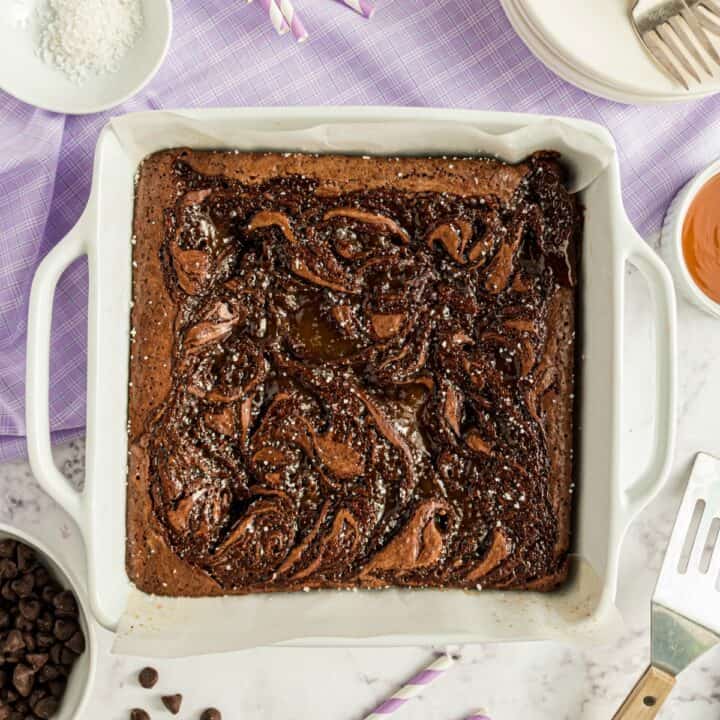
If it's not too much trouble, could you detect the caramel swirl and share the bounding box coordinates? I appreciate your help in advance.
[143,152,581,592]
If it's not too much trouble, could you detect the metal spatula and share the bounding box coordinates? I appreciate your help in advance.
[613,452,720,719]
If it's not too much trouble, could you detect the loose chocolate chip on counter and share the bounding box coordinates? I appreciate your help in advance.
[11,665,33,698]
[201,708,222,720]
[138,666,158,689]
[161,694,182,715]
[130,709,150,720]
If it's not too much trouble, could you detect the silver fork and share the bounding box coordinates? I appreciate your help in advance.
[631,0,720,88]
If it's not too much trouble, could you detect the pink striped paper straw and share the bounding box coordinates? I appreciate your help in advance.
[278,0,308,42]
[465,711,491,720]
[338,0,376,19]
[257,0,290,35]
[363,653,455,719]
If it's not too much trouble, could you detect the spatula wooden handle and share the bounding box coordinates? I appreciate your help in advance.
[612,665,676,719]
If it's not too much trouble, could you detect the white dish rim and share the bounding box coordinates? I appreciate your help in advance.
[0,523,97,719]
[500,0,719,105]
[0,0,173,115]
[661,158,720,318]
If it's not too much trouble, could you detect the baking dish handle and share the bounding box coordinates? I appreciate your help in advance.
[622,231,677,517]
[26,216,89,527]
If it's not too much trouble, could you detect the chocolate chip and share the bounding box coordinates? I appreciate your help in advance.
[0,689,17,704]
[138,666,158,689]
[9,575,33,598]
[35,633,53,649]
[130,710,150,720]
[0,561,17,581]
[40,585,59,605]
[21,632,35,652]
[47,679,65,699]
[1,631,25,654]
[28,688,45,709]
[161,694,182,714]
[11,665,33,698]
[0,611,9,630]
[37,666,59,684]
[51,592,77,618]
[0,540,16,559]
[201,709,222,720]
[0,702,9,720]
[33,696,58,720]
[1,584,17,603]
[48,644,62,666]
[33,567,50,588]
[25,655,48,673]
[53,619,76,642]
[15,546,35,573]
[59,647,77,666]
[14,617,34,633]
[18,599,41,623]
[65,631,85,655]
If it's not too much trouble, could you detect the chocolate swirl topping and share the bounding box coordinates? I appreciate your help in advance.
[133,151,581,593]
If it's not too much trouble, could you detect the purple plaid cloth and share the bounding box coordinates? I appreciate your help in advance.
[2,0,720,462]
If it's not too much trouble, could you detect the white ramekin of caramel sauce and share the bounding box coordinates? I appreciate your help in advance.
[662,159,720,319]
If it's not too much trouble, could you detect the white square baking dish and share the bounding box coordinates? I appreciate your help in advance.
[25,108,676,651]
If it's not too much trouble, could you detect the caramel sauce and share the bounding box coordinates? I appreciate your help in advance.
[682,174,720,304]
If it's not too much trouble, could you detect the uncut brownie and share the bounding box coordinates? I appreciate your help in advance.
[127,149,582,596]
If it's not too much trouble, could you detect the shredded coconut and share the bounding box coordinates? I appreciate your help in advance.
[36,0,143,84]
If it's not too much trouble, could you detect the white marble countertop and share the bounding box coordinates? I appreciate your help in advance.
[2,240,720,720]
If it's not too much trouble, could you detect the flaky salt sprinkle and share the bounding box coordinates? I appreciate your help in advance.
[36,0,143,84]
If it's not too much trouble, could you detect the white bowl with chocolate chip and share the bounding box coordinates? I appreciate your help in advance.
[0,525,95,720]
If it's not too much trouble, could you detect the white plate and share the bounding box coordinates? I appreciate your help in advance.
[0,0,172,115]
[501,0,720,104]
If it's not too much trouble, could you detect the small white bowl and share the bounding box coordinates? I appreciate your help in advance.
[0,524,96,720]
[0,0,172,115]
[661,158,720,319]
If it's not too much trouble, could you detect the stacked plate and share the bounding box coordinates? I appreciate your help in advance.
[500,0,720,104]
